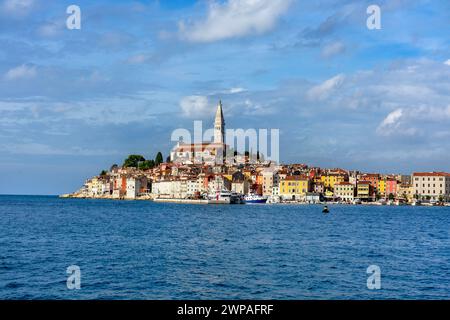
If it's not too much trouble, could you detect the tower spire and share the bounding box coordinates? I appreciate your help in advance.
[214,100,225,144]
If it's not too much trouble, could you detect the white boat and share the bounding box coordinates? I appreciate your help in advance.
[244,193,268,204]
[208,190,243,204]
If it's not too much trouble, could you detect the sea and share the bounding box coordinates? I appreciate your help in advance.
[0,195,449,300]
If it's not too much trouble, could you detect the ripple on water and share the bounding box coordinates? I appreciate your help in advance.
[0,196,450,299]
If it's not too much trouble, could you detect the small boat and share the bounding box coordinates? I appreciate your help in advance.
[322,206,330,214]
[244,193,268,204]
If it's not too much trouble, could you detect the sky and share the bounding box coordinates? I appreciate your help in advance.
[0,0,449,195]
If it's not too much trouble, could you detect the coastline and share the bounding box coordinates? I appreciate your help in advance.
[58,194,450,207]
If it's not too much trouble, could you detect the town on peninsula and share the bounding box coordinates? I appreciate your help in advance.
[62,101,450,206]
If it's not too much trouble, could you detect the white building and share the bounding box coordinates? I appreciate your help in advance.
[412,172,450,201]
[126,177,141,199]
[152,180,187,199]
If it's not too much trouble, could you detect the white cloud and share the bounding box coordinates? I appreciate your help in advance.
[180,95,212,118]
[321,41,346,58]
[380,108,403,128]
[4,64,36,80]
[229,87,246,94]
[179,0,292,42]
[1,0,34,16]
[307,74,345,101]
[445,59,450,66]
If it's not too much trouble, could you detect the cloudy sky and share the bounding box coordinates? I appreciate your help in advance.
[0,0,449,195]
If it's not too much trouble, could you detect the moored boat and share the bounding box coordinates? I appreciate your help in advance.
[244,193,268,204]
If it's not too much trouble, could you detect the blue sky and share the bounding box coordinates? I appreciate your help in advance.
[0,0,449,195]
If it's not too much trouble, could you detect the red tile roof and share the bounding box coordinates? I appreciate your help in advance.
[412,172,450,177]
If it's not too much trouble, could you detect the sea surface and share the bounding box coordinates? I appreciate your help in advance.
[0,195,449,300]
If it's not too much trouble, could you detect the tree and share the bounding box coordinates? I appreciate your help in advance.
[110,164,119,171]
[155,152,164,166]
[123,155,145,168]
[139,160,155,170]
[438,195,444,203]
[99,170,108,177]
[166,156,171,163]
[388,193,395,200]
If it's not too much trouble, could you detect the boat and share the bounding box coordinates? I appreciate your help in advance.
[244,193,268,204]
[322,206,330,214]
[208,190,243,204]
[444,203,450,207]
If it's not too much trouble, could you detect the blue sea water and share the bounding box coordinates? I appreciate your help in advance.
[0,195,449,300]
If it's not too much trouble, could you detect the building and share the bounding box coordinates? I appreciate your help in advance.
[334,182,355,202]
[385,178,398,199]
[378,179,386,197]
[171,101,227,164]
[397,183,414,202]
[359,173,380,195]
[357,181,372,201]
[412,172,450,201]
[320,173,348,191]
[231,171,249,195]
[152,179,186,199]
[279,175,310,201]
[261,169,279,196]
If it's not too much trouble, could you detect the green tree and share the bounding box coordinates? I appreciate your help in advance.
[438,195,444,203]
[99,170,108,177]
[155,152,164,166]
[139,160,155,170]
[123,155,145,168]
[388,193,395,200]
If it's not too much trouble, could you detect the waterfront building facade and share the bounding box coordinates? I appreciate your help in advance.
[357,181,372,201]
[412,172,450,201]
[279,175,310,200]
[334,182,355,201]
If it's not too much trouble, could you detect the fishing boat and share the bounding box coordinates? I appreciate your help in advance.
[322,206,330,214]
[244,193,268,204]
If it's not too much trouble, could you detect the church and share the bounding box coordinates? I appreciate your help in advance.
[170,101,228,165]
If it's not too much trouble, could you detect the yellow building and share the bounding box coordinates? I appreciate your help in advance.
[357,181,372,200]
[279,175,310,200]
[378,179,386,196]
[320,173,348,190]
[397,184,414,202]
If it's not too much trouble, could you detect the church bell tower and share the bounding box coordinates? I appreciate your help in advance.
[214,100,225,144]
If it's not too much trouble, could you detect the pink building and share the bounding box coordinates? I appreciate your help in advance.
[386,179,398,197]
